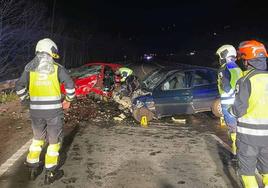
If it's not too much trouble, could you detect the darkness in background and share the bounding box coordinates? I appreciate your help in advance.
[54,0,268,53]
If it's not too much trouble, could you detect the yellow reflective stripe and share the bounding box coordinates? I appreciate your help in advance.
[241,175,258,188]
[32,139,45,146]
[26,157,40,164]
[30,96,61,101]
[65,88,75,93]
[47,143,60,152]
[237,126,268,136]
[27,151,41,163]
[263,174,268,186]
[45,143,60,168]
[45,155,58,168]
[16,88,26,95]
[30,104,62,110]
[238,117,268,125]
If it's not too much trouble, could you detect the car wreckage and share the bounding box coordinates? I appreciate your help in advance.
[61,62,122,99]
[114,66,222,122]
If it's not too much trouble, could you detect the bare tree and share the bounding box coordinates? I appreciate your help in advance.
[0,0,48,81]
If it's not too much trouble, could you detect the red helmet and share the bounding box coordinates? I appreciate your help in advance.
[238,40,268,60]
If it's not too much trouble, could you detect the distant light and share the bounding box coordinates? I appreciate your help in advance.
[190,52,195,55]
[213,32,217,36]
[144,54,153,60]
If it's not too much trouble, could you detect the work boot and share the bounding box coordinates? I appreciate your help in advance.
[24,162,43,181]
[44,169,64,185]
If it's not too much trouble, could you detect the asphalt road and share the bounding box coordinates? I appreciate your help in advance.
[0,109,242,188]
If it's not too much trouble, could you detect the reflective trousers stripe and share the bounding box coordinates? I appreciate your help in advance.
[65,88,75,93]
[221,98,235,104]
[47,151,59,156]
[238,118,268,125]
[45,143,60,169]
[16,88,26,95]
[30,96,61,101]
[237,126,268,136]
[30,103,62,110]
[20,95,27,100]
[221,89,235,97]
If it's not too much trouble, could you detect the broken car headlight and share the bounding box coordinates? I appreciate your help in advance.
[135,100,144,108]
[145,101,155,110]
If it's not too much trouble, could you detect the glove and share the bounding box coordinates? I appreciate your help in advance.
[62,100,71,110]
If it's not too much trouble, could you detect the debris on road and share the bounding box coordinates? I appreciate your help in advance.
[171,117,186,124]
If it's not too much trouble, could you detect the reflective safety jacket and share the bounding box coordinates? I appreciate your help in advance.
[119,67,133,82]
[232,70,268,146]
[16,63,75,118]
[217,62,242,105]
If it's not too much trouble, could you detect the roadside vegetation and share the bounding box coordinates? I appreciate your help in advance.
[0,91,18,104]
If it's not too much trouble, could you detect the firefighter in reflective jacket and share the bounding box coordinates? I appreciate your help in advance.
[117,67,133,82]
[15,38,75,184]
[230,40,268,188]
[216,44,242,156]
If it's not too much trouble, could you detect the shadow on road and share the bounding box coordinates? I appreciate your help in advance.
[205,136,242,188]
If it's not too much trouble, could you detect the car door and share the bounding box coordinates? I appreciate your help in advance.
[191,69,219,112]
[153,71,193,117]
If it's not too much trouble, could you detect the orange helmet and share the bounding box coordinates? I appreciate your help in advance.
[238,40,268,60]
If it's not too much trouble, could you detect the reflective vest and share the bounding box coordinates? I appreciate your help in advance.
[119,67,133,82]
[237,72,268,137]
[29,64,62,117]
[218,62,242,105]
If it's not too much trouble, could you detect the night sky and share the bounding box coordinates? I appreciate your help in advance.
[53,0,267,52]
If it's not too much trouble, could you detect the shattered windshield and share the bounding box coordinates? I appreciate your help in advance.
[70,65,102,79]
[142,69,167,90]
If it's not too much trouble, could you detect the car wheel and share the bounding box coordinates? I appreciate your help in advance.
[211,98,223,117]
[132,107,154,123]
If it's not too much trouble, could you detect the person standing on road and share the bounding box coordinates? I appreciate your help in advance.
[230,40,268,188]
[216,44,242,157]
[15,38,75,184]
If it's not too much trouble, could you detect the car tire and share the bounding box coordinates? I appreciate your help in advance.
[132,107,154,123]
[211,98,223,117]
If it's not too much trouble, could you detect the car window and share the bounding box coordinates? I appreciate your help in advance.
[192,70,217,86]
[70,65,102,79]
[161,72,187,90]
[142,69,166,90]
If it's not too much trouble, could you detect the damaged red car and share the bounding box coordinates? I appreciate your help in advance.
[61,62,122,98]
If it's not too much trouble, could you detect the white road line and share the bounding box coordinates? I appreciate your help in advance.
[0,139,32,177]
[141,63,147,75]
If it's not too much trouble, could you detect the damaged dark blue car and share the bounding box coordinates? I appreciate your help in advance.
[131,66,222,122]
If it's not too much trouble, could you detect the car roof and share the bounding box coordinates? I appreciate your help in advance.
[156,64,217,74]
[84,62,122,69]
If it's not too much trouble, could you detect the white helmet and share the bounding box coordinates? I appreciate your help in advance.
[216,44,236,61]
[35,38,59,59]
